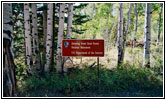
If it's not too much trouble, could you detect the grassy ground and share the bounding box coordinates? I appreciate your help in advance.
[17,88,163,97]
[15,46,163,97]
[72,46,162,70]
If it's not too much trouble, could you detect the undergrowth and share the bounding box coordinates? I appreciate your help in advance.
[18,62,163,96]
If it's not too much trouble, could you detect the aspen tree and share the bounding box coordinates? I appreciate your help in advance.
[24,3,33,75]
[133,3,138,47]
[105,10,109,51]
[117,3,123,65]
[121,4,132,61]
[63,3,73,73]
[143,3,152,68]
[32,3,40,72]
[44,3,53,72]
[157,4,163,44]
[56,3,65,73]
[42,3,47,65]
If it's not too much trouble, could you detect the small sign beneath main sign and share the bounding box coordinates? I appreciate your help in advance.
[64,58,73,68]
[62,39,104,57]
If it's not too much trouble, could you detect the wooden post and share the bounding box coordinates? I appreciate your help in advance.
[97,57,99,78]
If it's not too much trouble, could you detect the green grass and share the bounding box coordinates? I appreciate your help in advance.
[17,62,163,97]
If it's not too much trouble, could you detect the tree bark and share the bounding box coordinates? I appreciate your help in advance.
[121,4,132,61]
[117,3,123,65]
[42,3,47,67]
[105,10,109,51]
[3,3,16,97]
[157,4,163,44]
[56,3,65,73]
[44,3,53,72]
[63,3,73,73]
[24,3,33,75]
[32,3,40,72]
[133,3,138,47]
[143,3,152,68]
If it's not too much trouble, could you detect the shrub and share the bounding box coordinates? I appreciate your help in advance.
[19,62,163,95]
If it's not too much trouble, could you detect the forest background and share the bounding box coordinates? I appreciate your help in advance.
[2,2,164,97]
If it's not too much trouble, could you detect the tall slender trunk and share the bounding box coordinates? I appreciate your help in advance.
[51,3,55,68]
[42,3,47,67]
[56,3,65,73]
[44,3,53,72]
[24,3,33,75]
[32,3,40,72]
[3,3,16,97]
[92,4,96,17]
[105,11,109,51]
[121,4,132,61]
[63,3,73,73]
[143,3,152,68]
[133,3,138,47]
[117,3,123,65]
[157,4,163,44]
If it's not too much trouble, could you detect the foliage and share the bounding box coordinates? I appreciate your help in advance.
[18,62,162,96]
[11,3,163,97]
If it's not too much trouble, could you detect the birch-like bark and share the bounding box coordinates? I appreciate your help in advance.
[56,3,65,73]
[92,4,96,17]
[117,3,123,65]
[43,3,47,64]
[105,12,109,51]
[63,3,73,73]
[44,3,53,72]
[3,3,16,97]
[32,3,40,72]
[157,4,163,44]
[24,3,33,75]
[121,4,132,61]
[133,3,138,47]
[143,3,152,68]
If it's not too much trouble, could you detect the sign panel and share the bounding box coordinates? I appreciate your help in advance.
[64,58,73,68]
[62,39,104,57]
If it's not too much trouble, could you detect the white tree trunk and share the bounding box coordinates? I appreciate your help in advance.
[133,3,138,47]
[44,3,53,72]
[43,3,47,48]
[157,4,163,44]
[121,3,132,61]
[105,13,109,51]
[143,3,152,68]
[56,3,65,73]
[24,3,33,75]
[63,3,73,73]
[43,3,47,61]
[117,3,123,65]
[40,3,47,67]
[32,3,40,72]
[3,3,16,97]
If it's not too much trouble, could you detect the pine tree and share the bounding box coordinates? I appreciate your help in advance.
[143,3,152,68]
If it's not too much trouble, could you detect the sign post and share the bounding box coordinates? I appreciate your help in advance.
[62,39,104,81]
[97,57,99,81]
